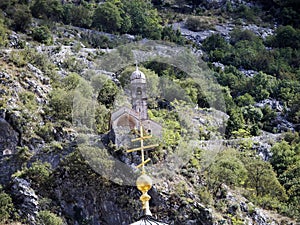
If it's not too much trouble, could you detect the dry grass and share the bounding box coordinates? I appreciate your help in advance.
[185,16,218,31]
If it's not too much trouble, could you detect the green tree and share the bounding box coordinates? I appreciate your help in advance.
[97,79,119,108]
[280,162,300,218]
[270,141,297,175]
[11,4,32,32]
[31,0,63,21]
[124,0,162,39]
[0,0,17,10]
[62,4,92,28]
[95,104,110,134]
[243,158,286,199]
[208,149,248,190]
[249,72,277,101]
[279,7,300,28]
[288,93,300,124]
[226,107,245,138]
[92,1,124,33]
[232,40,266,70]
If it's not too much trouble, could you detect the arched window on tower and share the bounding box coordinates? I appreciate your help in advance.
[136,87,142,95]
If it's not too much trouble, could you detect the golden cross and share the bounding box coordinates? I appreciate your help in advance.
[127,122,158,174]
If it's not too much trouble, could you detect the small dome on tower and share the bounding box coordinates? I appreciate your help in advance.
[131,67,146,83]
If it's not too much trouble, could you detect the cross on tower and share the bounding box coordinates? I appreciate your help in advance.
[127,119,159,216]
[127,121,159,174]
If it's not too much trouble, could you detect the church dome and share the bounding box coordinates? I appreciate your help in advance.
[129,215,168,225]
[131,67,146,83]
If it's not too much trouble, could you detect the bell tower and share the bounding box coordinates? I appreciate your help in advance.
[130,66,148,120]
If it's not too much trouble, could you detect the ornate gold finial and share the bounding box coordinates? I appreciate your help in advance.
[127,119,159,216]
[136,173,153,215]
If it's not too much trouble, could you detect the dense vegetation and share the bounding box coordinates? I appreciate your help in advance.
[0,0,300,224]
[0,0,185,44]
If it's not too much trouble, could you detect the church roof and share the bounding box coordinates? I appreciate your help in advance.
[130,67,146,83]
[129,215,168,225]
[111,106,140,122]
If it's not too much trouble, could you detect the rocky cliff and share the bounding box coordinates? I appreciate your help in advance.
[0,0,299,224]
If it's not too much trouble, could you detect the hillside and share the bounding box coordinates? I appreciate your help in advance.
[0,0,300,224]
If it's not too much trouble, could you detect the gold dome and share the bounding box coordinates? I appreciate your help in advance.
[136,174,153,192]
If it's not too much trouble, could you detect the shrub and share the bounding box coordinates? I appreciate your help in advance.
[35,122,54,142]
[49,88,73,121]
[269,25,300,49]
[202,34,228,52]
[230,29,260,45]
[62,56,85,73]
[0,186,14,223]
[233,5,258,23]
[185,16,214,32]
[38,210,63,225]
[9,48,55,74]
[16,146,33,162]
[17,161,51,187]
[161,26,185,45]
[197,187,213,205]
[19,91,38,111]
[235,93,254,107]
[0,18,8,47]
[81,32,113,48]
[31,26,53,45]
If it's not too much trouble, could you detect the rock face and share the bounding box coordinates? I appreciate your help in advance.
[203,0,227,9]
[10,178,39,225]
[0,114,23,184]
[47,158,137,225]
[0,155,23,185]
[49,172,213,225]
[0,118,19,155]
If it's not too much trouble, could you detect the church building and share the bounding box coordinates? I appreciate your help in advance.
[110,67,162,148]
